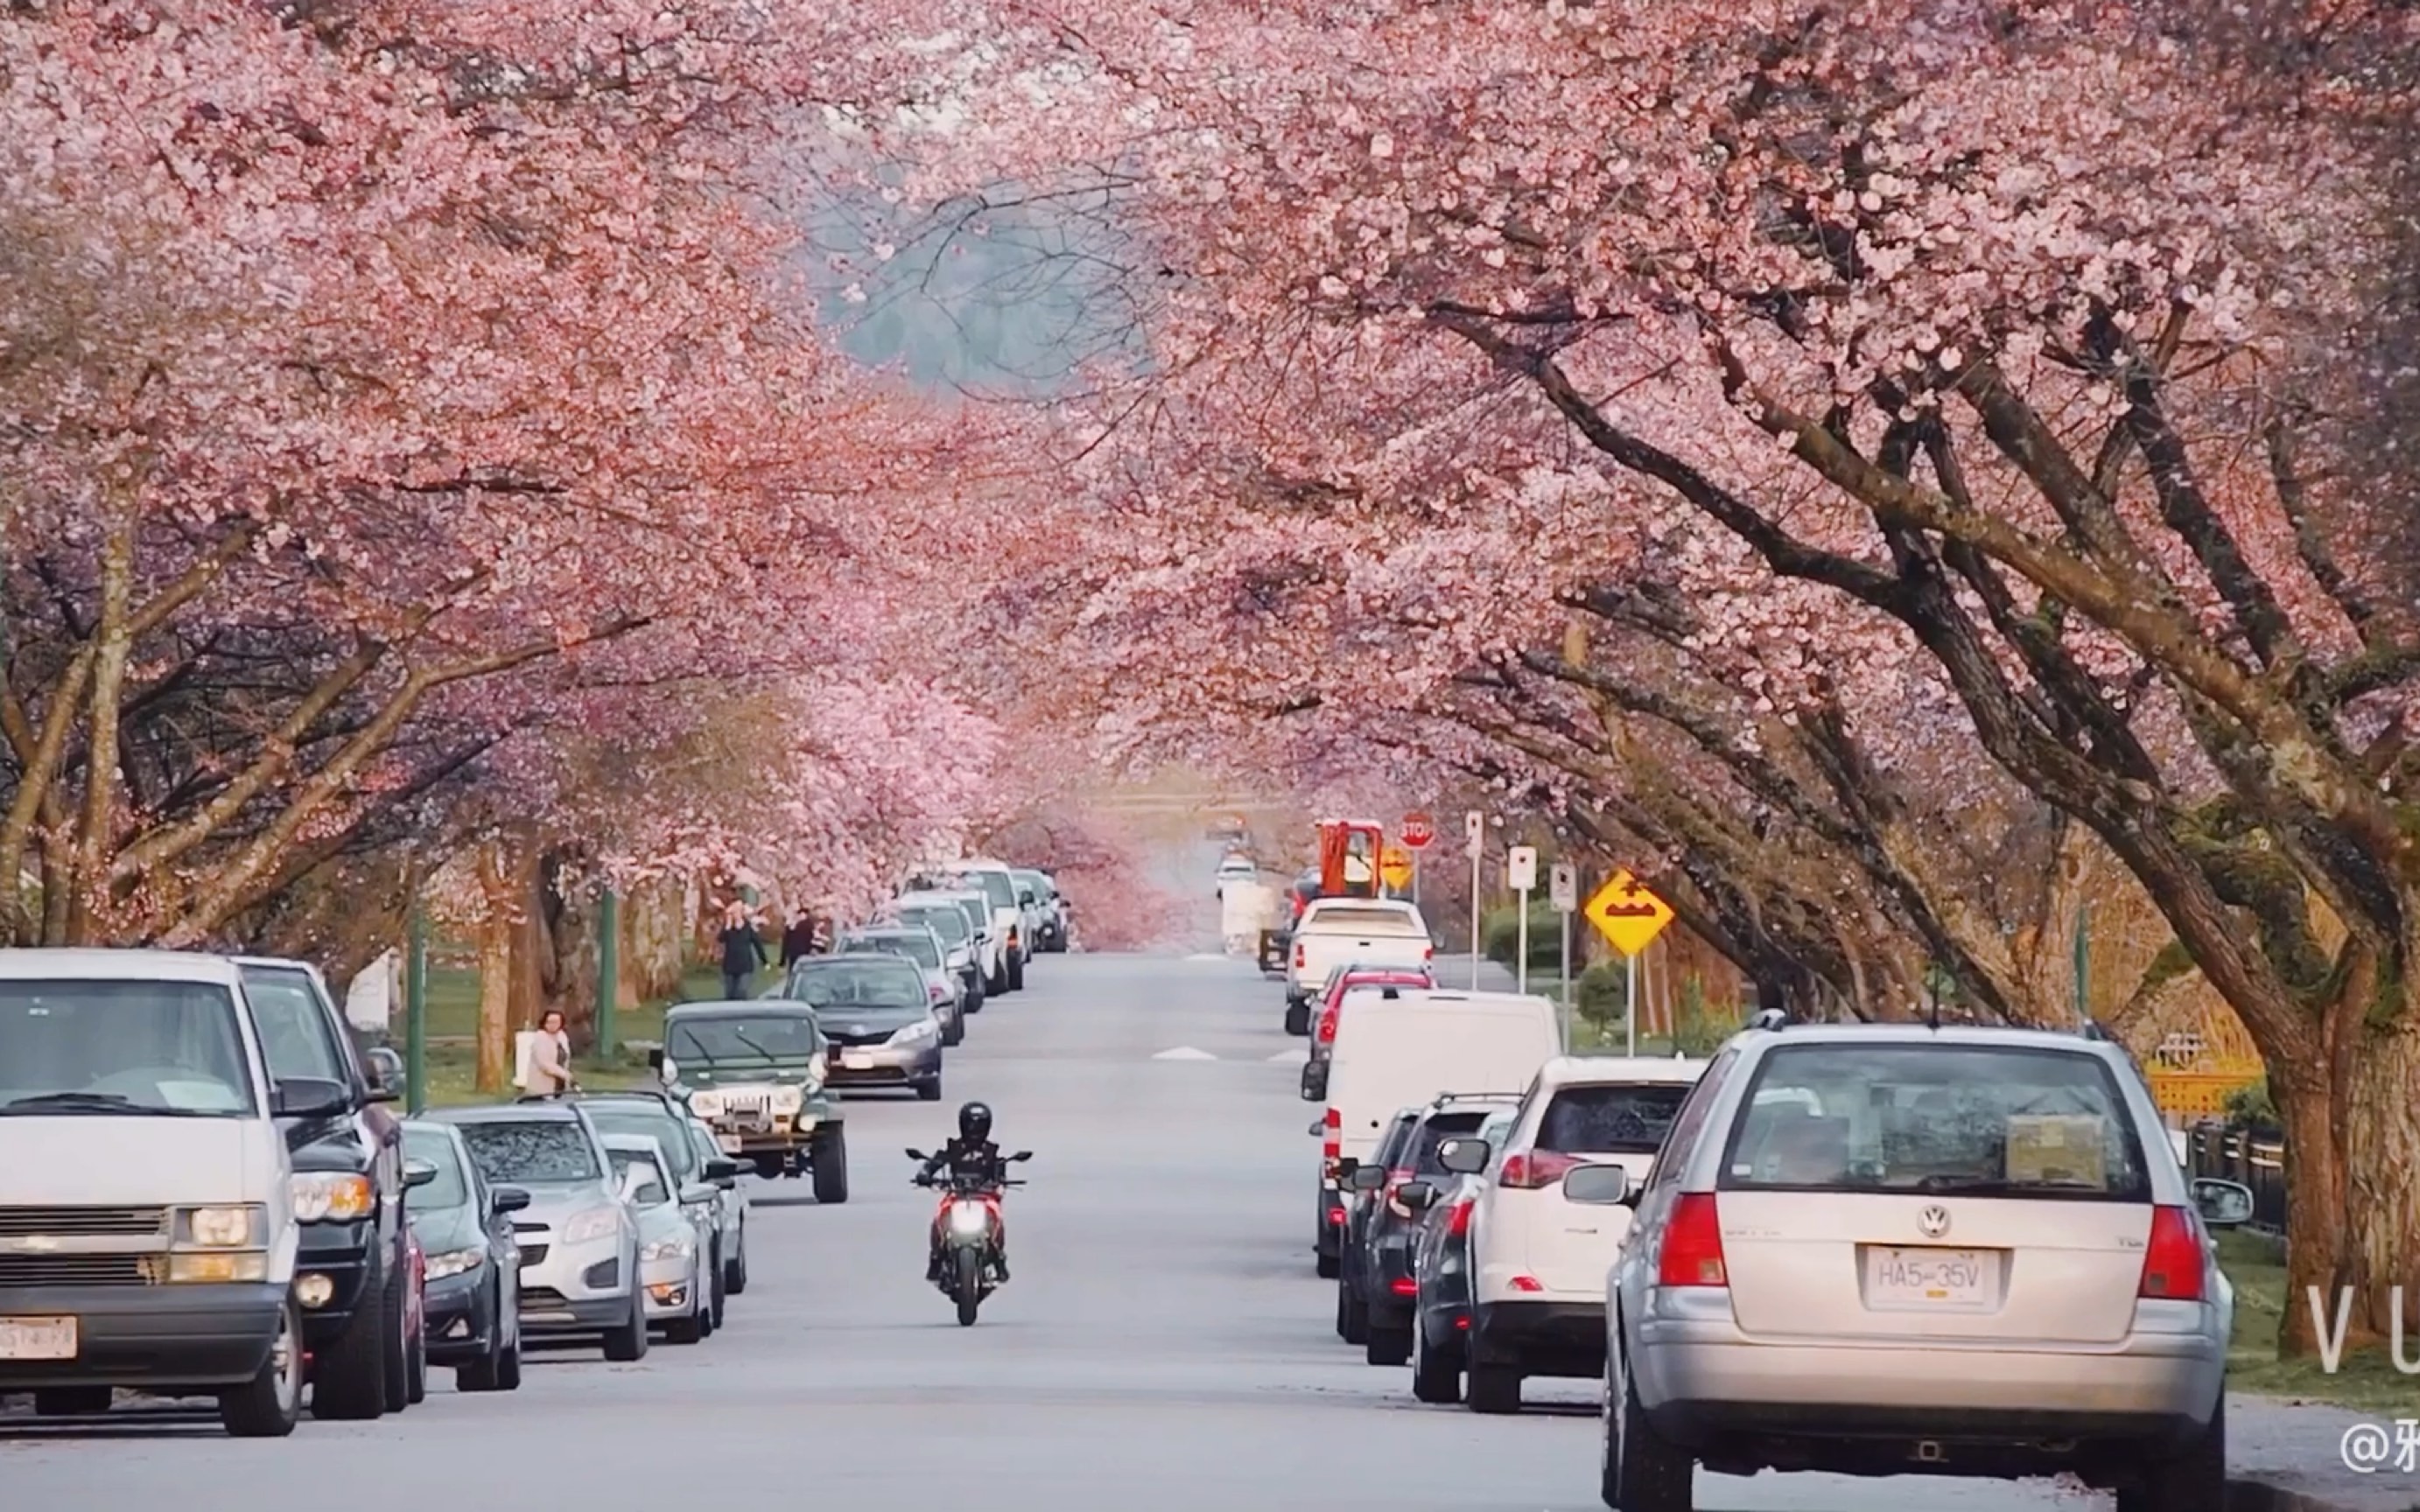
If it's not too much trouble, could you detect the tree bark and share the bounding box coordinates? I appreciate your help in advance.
[474,837,518,1095]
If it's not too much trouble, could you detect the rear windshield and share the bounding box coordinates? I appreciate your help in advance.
[959,871,1017,911]
[1301,906,1426,936]
[1410,1110,1496,1173]
[1375,1112,1420,1166]
[901,906,970,946]
[1538,1083,1692,1155]
[1719,1043,2154,1201]
[456,1119,600,1186]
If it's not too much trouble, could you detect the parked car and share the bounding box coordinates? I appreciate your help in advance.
[1013,868,1068,952]
[1284,899,1433,1034]
[1310,964,1438,1062]
[782,955,947,1102]
[836,924,964,1045]
[943,862,1029,993]
[235,956,415,1420]
[400,1119,526,1392]
[427,1102,648,1362]
[567,1088,742,1329]
[1335,1106,1420,1346]
[1602,1018,2232,1512]
[1343,1092,1520,1368]
[1453,1055,1705,1414]
[902,888,1005,1001]
[657,999,848,1203]
[678,1113,750,1295]
[601,1133,712,1344]
[885,897,987,1012]
[0,950,312,1437]
[1404,1104,1522,1403]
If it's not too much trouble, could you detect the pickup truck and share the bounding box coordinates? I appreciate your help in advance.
[1283,898,1434,1034]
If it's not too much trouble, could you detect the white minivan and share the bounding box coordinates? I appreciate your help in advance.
[1301,989,1561,1278]
[0,949,317,1436]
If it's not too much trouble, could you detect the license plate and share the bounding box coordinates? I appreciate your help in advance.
[0,1316,77,1361]
[840,1051,874,1070]
[716,1133,743,1153]
[1863,1246,1995,1310]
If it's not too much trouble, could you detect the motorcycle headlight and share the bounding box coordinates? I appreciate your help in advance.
[688,1089,725,1117]
[946,1200,991,1236]
[641,1234,694,1262]
[424,1246,486,1281]
[890,1019,938,1047]
[291,1172,375,1223]
[769,1084,803,1114]
[563,1207,621,1245]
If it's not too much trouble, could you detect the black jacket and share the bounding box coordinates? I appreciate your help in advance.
[780,921,817,966]
[919,1138,1007,1186]
[719,923,767,976]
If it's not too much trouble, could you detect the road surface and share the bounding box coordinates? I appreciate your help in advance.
[0,951,2367,1509]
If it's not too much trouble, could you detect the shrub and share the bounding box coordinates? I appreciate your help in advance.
[1482,901,1567,972]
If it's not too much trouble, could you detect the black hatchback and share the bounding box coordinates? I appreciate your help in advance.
[401,1121,530,1392]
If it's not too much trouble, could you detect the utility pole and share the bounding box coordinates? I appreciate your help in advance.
[596,887,621,1062]
[403,907,429,1114]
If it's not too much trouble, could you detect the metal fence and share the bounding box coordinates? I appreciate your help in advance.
[2186,1120,2288,1231]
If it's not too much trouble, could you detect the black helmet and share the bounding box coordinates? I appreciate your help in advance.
[957,1101,993,1143]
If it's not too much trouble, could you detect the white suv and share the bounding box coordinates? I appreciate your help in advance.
[1600,1018,2231,1512]
[1452,1055,1706,1415]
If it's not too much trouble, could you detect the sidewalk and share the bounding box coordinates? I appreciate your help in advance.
[2232,1395,2420,1510]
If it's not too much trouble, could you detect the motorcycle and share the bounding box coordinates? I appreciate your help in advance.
[906,1149,1031,1326]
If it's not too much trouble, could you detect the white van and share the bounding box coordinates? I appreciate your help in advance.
[1301,989,1561,1278]
[0,949,313,1436]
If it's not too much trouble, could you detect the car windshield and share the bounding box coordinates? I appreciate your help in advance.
[402,1127,473,1208]
[1538,1083,1693,1154]
[900,906,970,947]
[957,871,1017,912]
[785,959,925,1010]
[842,932,941,970]
[1720,1043,2155,1200]
[236,966,352,1086]
[607,1148,670,1206]
[581,1105,699,1180]
[1014,870,1050,899]
[668,1014,823,1064]
[1413,1110,1497,1173]
[0,978,256,1116]
[1375,1111,1419,1167]
[949,900,988,935]
[455,1119,601,1186]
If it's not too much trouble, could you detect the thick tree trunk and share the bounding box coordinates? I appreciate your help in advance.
[530,845,599,1052]
[474,838,518,1095]
[2332,997,2420,1348]
[625,878,685,1003]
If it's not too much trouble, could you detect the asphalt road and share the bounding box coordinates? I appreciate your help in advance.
[0,947,2162,1510]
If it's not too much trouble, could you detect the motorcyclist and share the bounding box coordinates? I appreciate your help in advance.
[917,1101,1011,1282]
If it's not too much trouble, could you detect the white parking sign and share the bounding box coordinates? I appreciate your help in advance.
[1506,846,1537,892]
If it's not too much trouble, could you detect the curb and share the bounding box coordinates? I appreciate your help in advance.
[2230,1479,2384,1512]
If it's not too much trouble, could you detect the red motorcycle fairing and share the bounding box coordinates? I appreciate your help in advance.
[930,1190,1005,1246]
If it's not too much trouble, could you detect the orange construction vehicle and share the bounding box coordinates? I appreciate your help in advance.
[1315,819,1385,900]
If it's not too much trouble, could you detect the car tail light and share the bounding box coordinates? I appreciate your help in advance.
[1008,928,1019,947]
[1659,1194,1728,1288]
[1453,1315,1470,1331]
[1496,1151,1580,1189]
[1422,942,1434,962]
[1446,1199,1473,1238]
[1327,1206,1347,1226]
[1316,1007,1339,1042]
[1390,1278,1418,1297]
[1509,1275,1543,1292]
[1322,1107,1340,1162]
[2138,1206,2206,1302]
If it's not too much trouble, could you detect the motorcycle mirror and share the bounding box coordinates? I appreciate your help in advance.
[904,1148,928,1161]
[1010,1151,1033,1161]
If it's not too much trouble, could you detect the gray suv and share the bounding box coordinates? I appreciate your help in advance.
[1601,1018,2234,1512]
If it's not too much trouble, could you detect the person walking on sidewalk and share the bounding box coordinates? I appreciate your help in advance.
[781,906,817,969]
[719,902,767,998]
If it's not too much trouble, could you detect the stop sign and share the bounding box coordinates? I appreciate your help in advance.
[1399,811,1436,850]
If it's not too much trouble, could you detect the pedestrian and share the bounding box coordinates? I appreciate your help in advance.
[781,905,817,968]
[526,1009,576,1098]
[719,901,767,998]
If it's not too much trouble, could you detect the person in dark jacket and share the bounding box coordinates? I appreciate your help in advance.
[781,906,817,968]
[718,903,767,998]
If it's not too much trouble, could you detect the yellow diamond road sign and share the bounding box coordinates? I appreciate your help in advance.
[1585,871,1673,957]
[1378,844,1413,891]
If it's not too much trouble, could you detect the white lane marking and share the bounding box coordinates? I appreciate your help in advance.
[1267,1049,1308,1063]
[1152,1046,1219,1060]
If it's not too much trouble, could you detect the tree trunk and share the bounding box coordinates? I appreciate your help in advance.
[626,878,684,1003]
[474,838,518,1095]
[530,845,599,1052]
[2328,993,2420,1348]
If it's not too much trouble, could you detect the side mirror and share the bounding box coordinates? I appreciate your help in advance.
[2191,1178,2254,1230]
[364,1046,405,1102]
[678,1182,718,1207]
[1300,1061,1329,1102]
[1010,1151,1033,1162]
[491,1186,532,1215]
[402,1158,439,1191]
[905,1147,929,1161]
[647,1047,666,1071]
[1307,1118,1326,1138]
[272,1076,351,1120]
[1562,1164,1634,1206]
[1347,1164,1387,1193]
[1436,1138,1490,1175]
[703,1158,740,1181]
[1399,1180,1438,1211]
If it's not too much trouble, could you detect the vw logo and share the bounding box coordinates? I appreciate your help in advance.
[1918,1205,1951,1239]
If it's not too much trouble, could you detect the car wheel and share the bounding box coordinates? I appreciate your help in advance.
[1366,1320,1412,1368]
[1411,1311,1461,1404]
[380,1264,411,1413]
[219,1298,303,1438]
[32,1387,112,1416]
[1605,1334,1691,1510]
[1315,1247,1339,1280]
[2116,1396,2224,1512]
[810,1124,850,1204]
[915,1076,944,1102]
[708,1251,726,1331]
[406,1306,427,1404]
[943,1015,964,1046]
[1342,1282,1371,1346]
[1465,1357,1521,1415]
[664,1287,705,1346]
[602,1286,649,1362]
[310,1260,392,1419]
[726,1228,748,1296]
[1006,952,1026,992]
[1283,998,1310,1036]
[495,1333,523,1391]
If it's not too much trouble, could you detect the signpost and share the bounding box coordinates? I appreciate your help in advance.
[1464,812,1485,990]
[1583,871,1674,1055]
[1549,862,1578,1046]
[1507,846,1538,996]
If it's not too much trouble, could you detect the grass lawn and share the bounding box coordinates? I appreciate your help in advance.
[2219,1229,2420,1409]
[409,959,777,1109]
